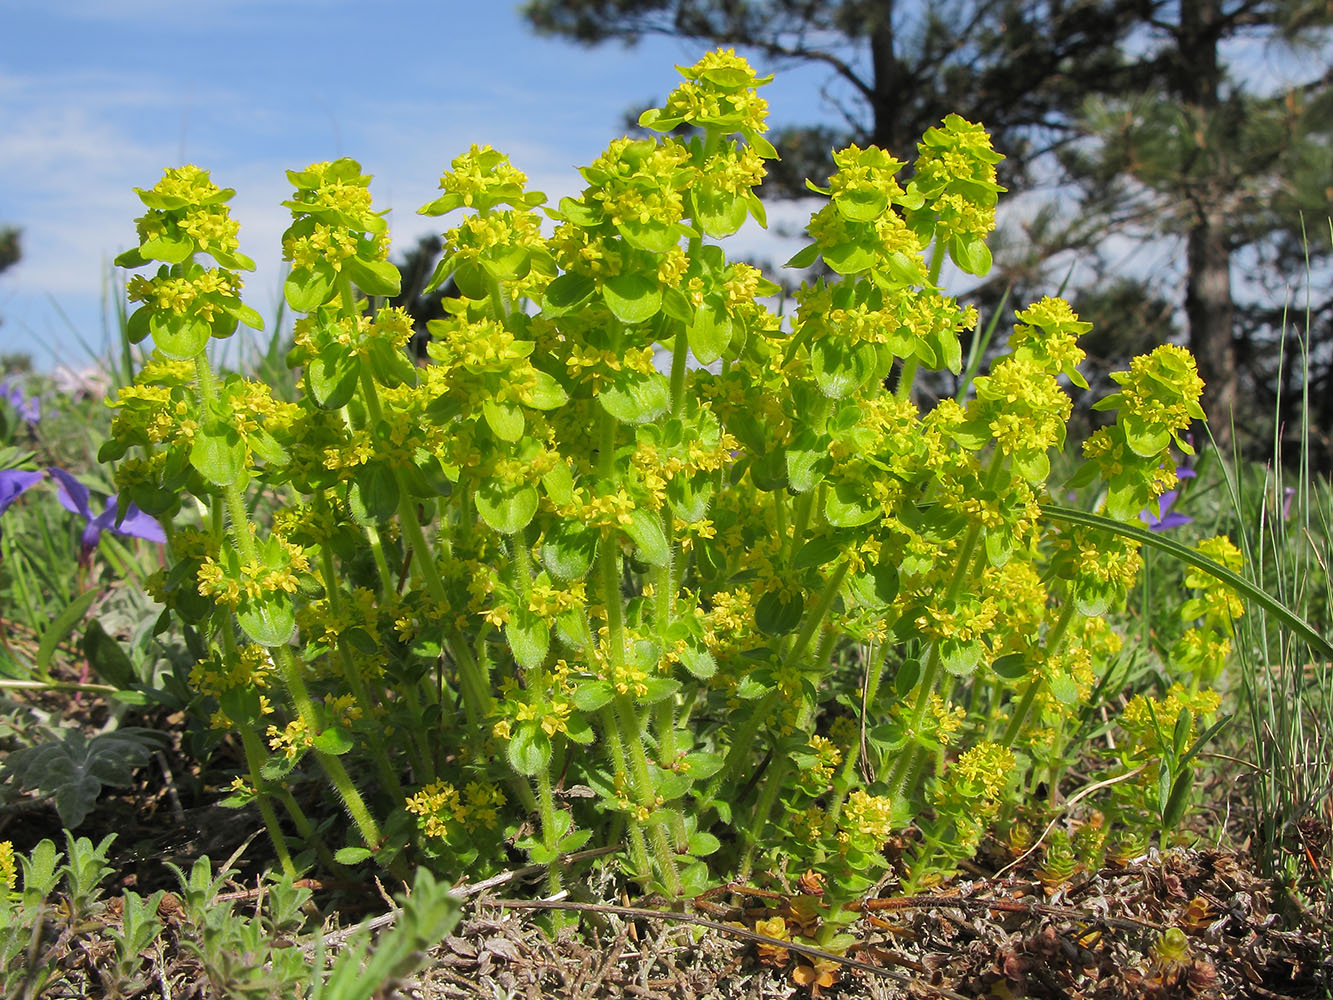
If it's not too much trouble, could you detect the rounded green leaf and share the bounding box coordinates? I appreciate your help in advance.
[824,482,880,527]
[602,274,662,325]
[755,589,804,635]
[150,312,212,361]
[190,426,247,487]
[284,266,334,312]
[523,370,569,410]
[572,680,614,712]
[475,480,538,534]
[483,398,525,442]
[506,610,550,670]
[237,598,296,648]
[313,726,355,755]
[678,645,716,680]
[940,638,983,678]
[623,508,669,567]
[507,721,551,776]
[542,520,598,579]
[686,304,732,365]
[597,369,669,425]
[306,351,360,409]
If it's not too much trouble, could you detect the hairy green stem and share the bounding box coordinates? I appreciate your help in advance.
[238,719,296,879]
[1001,598,1078,748]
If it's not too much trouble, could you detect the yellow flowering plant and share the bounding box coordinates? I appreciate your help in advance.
[101,48,1316,909]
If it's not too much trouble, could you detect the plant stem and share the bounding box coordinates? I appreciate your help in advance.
[1001,598,1078,748]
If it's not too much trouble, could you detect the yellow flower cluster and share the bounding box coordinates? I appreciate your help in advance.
[840,790,895,843]
[585,137,689,229]
[437,144,529,207]
[0,840,15,900]
[1120,683,1222,754]
[196,535,310,608]
[189,644,274,701]
[133,164,244,259]
[405,780,507,841]
[1114,344,1205,436]
[127,267,242,320]
[950,742,1016,799]
[660,49,772,135]
[266,716,313,761]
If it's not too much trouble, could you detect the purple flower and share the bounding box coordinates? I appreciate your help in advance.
[1140,459,1196,532]
[0,468,44,515]
[0,379,41,425]
[48,467,166,554]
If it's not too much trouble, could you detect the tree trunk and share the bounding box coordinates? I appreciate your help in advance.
[1185,207,1237,449]
[1177,0,1237,450]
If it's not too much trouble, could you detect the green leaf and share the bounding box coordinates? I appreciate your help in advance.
[542,520,598,580]
[755,589,804,635]
[687,831,722,857]
[678,645,716,680]
[991,653,1028,682]
[685,304,732,364]
[623,508,669,566]
[483,398,525,441]
[949,234,993,276]
[507,721,551,776]
[833,188,888,223]
[343,255,402,297]
[824,482,880,527]
[190,425,247,487]
[602,274,662,325]
[523,370,569,410]
[80,619,134,689]
[683,751,724,780]
[139,234,193,264]
[260,754,297,781]
[640,677,681,704]
[237,597,296,648]
[821,241,877,275]
[542,272,597,316]
[572,680,614,712]
[1172,707,1193,760]
[940,638,982,678]
[618,217,682,253]
[784,243,821,269]
[313,726,355,755]
[794,535,842,570]
[284,266,334,312]
[541,459,574,506]
[305,350,360,409]
[692,187,749,237]
[811,338,873,398]
[38,589,101,676]
[786,437,831,493]
[348,463,400,523]
[506,610,550,670]
[149,312,212,361]
[1048,671,1079,704]
[597,369,669,425]
[475,480,538,534]
[334,847,373,865]
[556,196,603,228]
[1161,768,1194,830]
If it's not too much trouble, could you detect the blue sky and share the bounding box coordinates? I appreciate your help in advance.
[0,1,829,371]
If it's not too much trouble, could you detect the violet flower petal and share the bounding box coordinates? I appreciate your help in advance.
[103,495,166,544]
[49,467,93,520]
[0,469,44,516]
